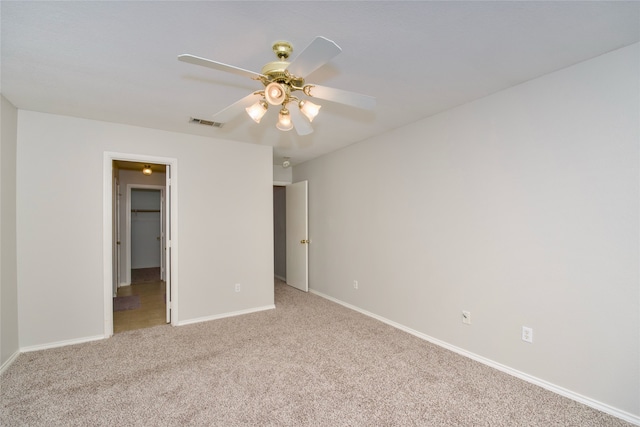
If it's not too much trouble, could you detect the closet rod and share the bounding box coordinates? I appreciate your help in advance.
[131,209,161,213]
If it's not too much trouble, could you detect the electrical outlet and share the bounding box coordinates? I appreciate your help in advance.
[353,280,358,289]
[522,326,533,343]
[462,311,471,325]
[234,283,241,293]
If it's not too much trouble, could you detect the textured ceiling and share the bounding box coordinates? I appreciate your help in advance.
[2,1,639,166]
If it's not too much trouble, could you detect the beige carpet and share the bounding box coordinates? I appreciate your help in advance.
[1,280,631,426]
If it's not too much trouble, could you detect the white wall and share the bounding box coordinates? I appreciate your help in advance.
[295,44,640,419]
[0,95,19,368]
[273,164,292,184]
[17,112,274,348]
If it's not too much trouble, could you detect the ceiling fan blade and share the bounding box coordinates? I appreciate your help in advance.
[286,36,342,78]
[305,84,376,110]
[178,54,264,80]
[211,93,260,123]
[289,105,314,136]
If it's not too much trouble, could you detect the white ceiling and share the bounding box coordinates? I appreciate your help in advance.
[2,1,638,166]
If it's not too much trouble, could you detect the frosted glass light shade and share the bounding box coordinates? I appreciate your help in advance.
[265,82,286,105]
[142,165,152,175]
[299,100,321,122]
[246,100,268,123]
[276,108,293,131]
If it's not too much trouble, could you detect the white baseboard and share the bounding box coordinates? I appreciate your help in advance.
[176,304,276,326]
[309,288,640,426]
[20,334,107,353]
[274,275,286,281]
[17,304,276,352]
[118,282,130,288]
[0,350,20,375]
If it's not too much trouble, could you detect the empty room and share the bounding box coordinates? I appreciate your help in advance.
[1,1,639,425]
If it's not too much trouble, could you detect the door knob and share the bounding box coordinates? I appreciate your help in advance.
[300,239,309,244]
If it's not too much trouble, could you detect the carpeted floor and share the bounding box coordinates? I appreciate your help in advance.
[0,280,632,426]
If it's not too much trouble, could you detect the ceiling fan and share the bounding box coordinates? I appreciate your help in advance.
[178,36,376,136]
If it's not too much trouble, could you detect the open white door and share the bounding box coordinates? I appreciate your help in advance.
[286,180,309,292]
[165,165,172,323]
[114,177,121,296]
[160,190,165,282]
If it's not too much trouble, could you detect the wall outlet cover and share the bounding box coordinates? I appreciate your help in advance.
[462,311,471,325]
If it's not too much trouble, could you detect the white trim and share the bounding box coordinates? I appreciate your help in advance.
[309,288,640,426]
[0,350,20,375]
[273,181,291,186]
[274,274,286,281]
[176,305,276,326]
[20,335,106,353]
[104,152,179,338]
[103,154,114,336]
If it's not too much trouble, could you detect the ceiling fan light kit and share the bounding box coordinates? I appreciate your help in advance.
[265,82,287,105]
[178,36,376,135]
[276,108,294,131]
[246,100,268,123]
[299,99,321,122]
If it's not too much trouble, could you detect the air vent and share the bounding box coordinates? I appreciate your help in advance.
[190,117,224,128]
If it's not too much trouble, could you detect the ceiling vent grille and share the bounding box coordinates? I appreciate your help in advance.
[190,117,224,128]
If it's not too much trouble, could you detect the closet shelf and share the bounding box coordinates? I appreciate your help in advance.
[131,209,161,213]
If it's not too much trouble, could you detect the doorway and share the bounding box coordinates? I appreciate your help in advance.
[104,153,177,338]
[127,185,166,285]
[285,181,309,292]
[114,184,166,333]
[273,181,309,292]
[273,186,287,281]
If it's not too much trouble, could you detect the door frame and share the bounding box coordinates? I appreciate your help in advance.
[103,152,179,337]
[126,185,165,286]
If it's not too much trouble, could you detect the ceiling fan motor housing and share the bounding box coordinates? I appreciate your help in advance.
[261,61,290,80]
[261,62,305,87]
[261,41,306,91]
